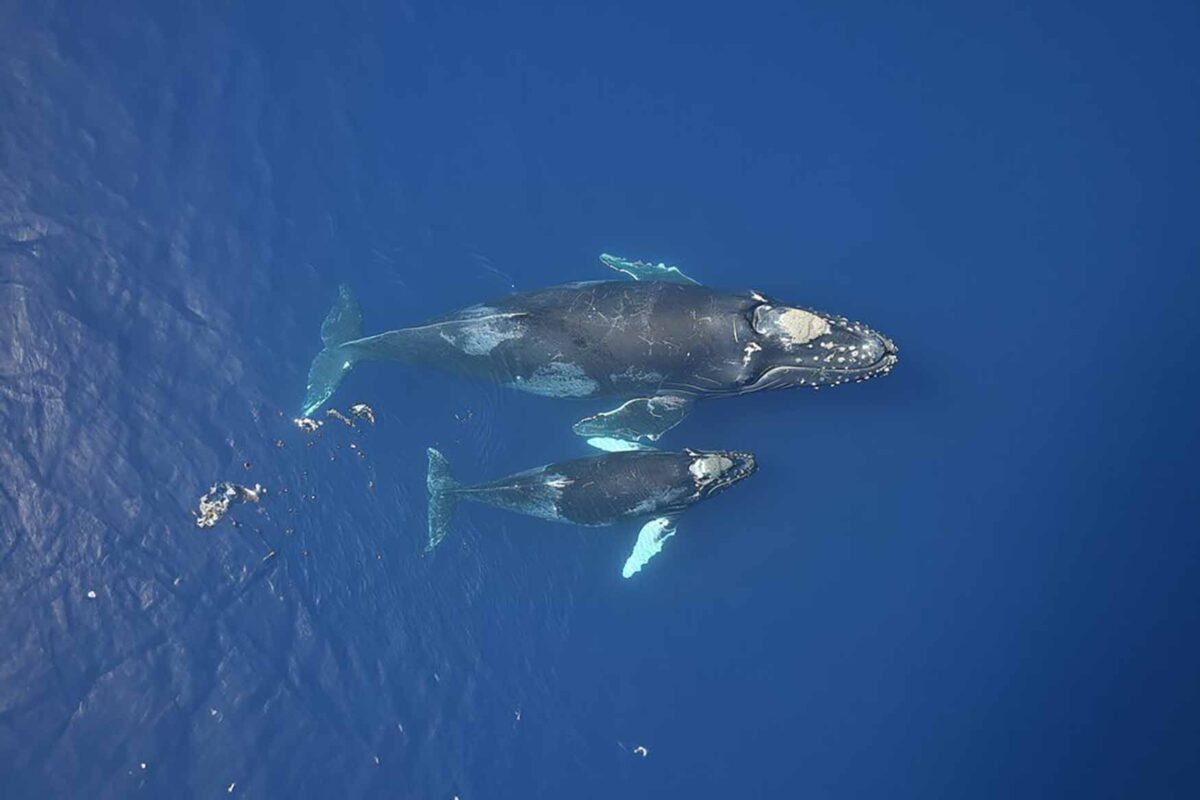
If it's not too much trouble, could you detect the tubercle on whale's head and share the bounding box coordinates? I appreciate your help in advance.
[685,449,757,497]
[744,300,898,392]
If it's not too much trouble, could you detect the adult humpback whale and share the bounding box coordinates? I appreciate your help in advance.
[301,255,898,446]
[425,446,757,577]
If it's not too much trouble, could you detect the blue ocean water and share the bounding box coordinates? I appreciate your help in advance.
[2,1,1198,797]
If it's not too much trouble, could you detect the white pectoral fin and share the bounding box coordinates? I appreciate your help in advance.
[585,437,654,452]
[573,395,693,446]
[622,517,678,579]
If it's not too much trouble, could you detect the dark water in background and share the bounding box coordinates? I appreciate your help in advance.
[2,1,1198,797]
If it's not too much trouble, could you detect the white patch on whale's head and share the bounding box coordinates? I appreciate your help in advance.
[744,302,899,392]
[686,449,757,497]
[753,305,830,348]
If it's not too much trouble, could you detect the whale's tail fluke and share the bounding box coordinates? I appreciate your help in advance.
[425,447,461,553]
[301,284,364,417]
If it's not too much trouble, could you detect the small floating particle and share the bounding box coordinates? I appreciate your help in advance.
[275,439,285,448]
[242,461,251,470]
[227,782,236,793]
[373,755,380,766]
[86,590,97,599]
[140,762,147,770]
[349,403,375,425]
[633,745,648,757]
[262,550,277,563]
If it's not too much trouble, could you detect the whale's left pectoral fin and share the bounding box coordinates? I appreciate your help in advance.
[600,253,700,285]
[574,394,693,451]
[623,517,679,578]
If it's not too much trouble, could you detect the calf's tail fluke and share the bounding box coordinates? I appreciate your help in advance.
[301,284,364,417]
[425,447,461,553]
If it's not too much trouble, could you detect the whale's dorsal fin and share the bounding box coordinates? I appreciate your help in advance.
[600,254,700,285]
[622,516,679,578]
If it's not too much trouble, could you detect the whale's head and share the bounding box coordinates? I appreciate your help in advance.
[685,449,758,498]
[741,299,898,392]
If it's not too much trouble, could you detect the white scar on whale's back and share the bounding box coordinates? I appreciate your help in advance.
[437,310,525,355]
[509,362,598,397]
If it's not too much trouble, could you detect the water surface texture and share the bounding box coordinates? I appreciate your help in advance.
[2,2,1198,798]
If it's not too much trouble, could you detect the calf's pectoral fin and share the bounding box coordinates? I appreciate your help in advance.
[599,253,700,285]
[573,394,693,450]
[622,516,679,578]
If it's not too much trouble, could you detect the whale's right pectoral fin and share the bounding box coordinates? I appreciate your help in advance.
[622,516,679,578]
[600,253,700,285]
[573,394,693,451]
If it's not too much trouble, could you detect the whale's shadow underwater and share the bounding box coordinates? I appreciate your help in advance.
[300,254,898,577]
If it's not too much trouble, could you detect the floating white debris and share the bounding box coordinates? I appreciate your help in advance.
[293,417,323,433]
[227,781,236,793]
[195,483,265,529]
[139,762,147,770]
[633,745,649,757]
[349,403,375,425]
[86,590,97,599]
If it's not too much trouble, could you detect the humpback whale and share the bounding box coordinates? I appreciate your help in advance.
[425,447,757,577]
[301,255,898,447]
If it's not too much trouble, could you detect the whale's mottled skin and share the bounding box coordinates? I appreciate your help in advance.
[425,447,757,577]
[301,257,898,445]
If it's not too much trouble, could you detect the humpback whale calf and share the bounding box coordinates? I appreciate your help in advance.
[425,446,757,577]
[301,255,898,447]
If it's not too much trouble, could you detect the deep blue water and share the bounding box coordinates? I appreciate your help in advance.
[2,1,1198,797]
